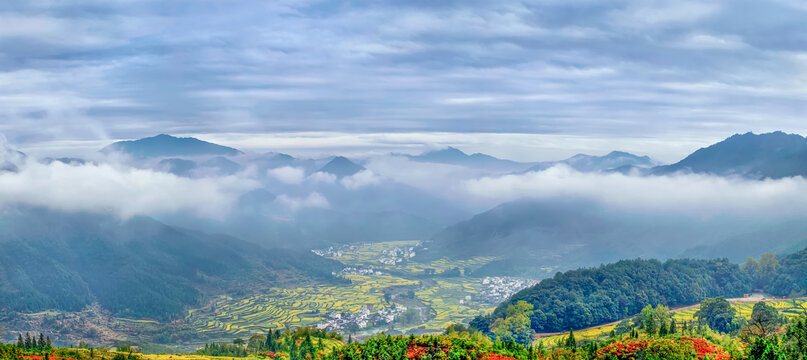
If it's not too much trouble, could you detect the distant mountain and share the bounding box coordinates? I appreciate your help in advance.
[408,147,532,172]
[525,151,655,173]
[0,144,26,172]
[42,157,88,166]
[157,158,198,177]
[423,198,755,276]
[680,220,807,262]
[0,208,340,320]
[652,131,807,178]
[200,156,242,176]
[317,156,364,177]
[101,134,243,158]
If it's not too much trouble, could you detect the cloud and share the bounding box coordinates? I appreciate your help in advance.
[267,166,306,184]
[340,170,383,190]
[307,171,337,184]
[0,159,259,219]
[1,0,806,148]
[276,192,330,211]
[462,165,807,218]
[672,33,747,50]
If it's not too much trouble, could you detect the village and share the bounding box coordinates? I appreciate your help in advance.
[316,304,408,332]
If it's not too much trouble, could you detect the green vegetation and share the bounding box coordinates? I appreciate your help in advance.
[479,249,807,340]
[477,258,751,335]
[694,297,743,334]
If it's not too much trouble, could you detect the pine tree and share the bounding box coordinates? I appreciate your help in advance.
[669,320,677,334]
[38,334,45,350]
[17,334,24,349]
[659,321,669,336]
[565,330,576,350]
[25,333,32,350]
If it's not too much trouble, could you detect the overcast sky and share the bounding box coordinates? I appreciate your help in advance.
[1,0,805,162]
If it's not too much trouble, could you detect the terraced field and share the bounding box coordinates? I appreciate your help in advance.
[185,241,508,339]
[409,279,494,331]
[188,274,418,337]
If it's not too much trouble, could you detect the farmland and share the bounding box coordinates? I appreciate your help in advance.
[183,241,525,341]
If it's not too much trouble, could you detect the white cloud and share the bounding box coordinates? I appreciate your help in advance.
[276,192,330,211]
[609,1,722,28]
[672,33,747,50]
[0,159,259,219]
[307,171,337,184]
[462,165,807,218]
[267,166,306,184]
[340,170,383,190]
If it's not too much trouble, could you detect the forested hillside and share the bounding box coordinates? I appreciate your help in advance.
[0,208,342,320]
[472,258,752,333]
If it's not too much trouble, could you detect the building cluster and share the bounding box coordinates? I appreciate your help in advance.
[378,246,418,265]
[337,267,384,276]
[317,304,407,331]
[312,244,362,257]
[475,277,539,303]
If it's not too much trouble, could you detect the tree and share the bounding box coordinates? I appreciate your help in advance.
[233,338,245,346]
[695,297,739,333]
[564,329,576,350]
[640,304,669,336]
[490,301,534,344]
[669,320,677,334]
[659,320,668,336]
[742,302,783,342]
[614,319,633,335]
[17,334,24,349]
[782,313,807,358]
[745,336,785,360]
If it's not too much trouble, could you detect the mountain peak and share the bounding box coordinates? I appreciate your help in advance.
[317,156,364,177]
[419,147,469,160]
[653,131,807,178]
[101,134,243,158]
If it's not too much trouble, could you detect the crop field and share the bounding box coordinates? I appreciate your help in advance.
[185,241,505,339]
[408,279,494,332]
[671,299,807,322]
[329,241,497,276]
[188,274,418,337]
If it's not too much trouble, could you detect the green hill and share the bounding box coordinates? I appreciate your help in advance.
[0,208,341,320]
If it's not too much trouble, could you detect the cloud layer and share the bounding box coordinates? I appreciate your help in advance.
[462,165,807,218]
[1,0,806,150]
[0,158,258,219]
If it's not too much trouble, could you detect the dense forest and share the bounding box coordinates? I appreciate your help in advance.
[472,257,753,334]
[764,247,807,296]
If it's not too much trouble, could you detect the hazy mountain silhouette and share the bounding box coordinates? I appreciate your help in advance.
[101,134,243,158]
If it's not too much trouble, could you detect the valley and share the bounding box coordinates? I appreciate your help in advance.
[1,241,537,349]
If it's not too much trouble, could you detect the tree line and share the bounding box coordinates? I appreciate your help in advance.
[196,327,342,359]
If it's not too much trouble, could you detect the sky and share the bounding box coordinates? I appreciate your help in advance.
[1,0,806,162]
